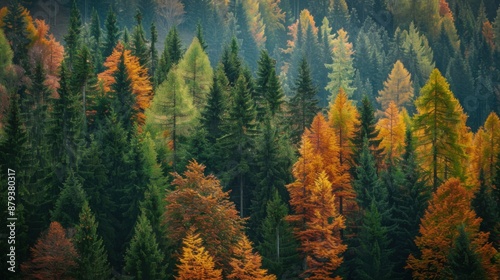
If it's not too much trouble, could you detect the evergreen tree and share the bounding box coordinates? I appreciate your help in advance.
[255,50,284,120]
[3,1,32,67]
[196,21,208,50]
[354,201,394,280]
[71,45,94,131]
[50,171,87,229]
[472,171,499,245]
[111,51,136,133]
[288,57,318,144]
[139,184,167,251]
[354,137,382,210]
[221,37,243,86]
[131,10,150,69]
[150,22,158,83]
[447,224,486,280]
[201,66,228,142]
[156,26,183,86]
[104,6,119,59]
[90,8,104,73]
[65,0,82,67]
[124,213,166,280]
[258,191,300,278]
[74,201,111,280]
[219,74,257,217]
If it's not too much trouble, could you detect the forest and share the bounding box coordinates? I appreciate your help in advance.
[0,0,500,279]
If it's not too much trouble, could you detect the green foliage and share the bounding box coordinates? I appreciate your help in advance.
[221,37,243,86]
[354,137,382,210]
[131,11,150,68]
[447,224,486,279]
[124,213,166,280]
[201,66,228,142]
[472,172,499,245]
[104,6,119,59]
[50,171,87,229]
[156,26,183,86]
[65,0,82,67]
[352,95,383,168]
[111,51,136,132]
[0,29,13,77]
[74,201,111,280]
[3,1,31,66]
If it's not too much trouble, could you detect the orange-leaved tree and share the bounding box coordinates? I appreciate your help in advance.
[377,60,414,113]
[328,87,359,214]
[98,43,153,125]
[301,171,346,279]
[21,221,78,279]
[227,235,277,280]
[163,160,246,270]
[406,178,498,279]
[376,101,407,162]
[176,228,222,280]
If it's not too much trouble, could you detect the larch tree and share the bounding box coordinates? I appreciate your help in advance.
[21,222,78,279]
[163,161,246,270]
[228,235,277,280]
[377,60,414,113]
[73,201,111,280]
[413,69,465,190]
[177,37,213,109]
[176,228,222,280]
[328,88,359,214]
[376,101,407,163]
[301,171,346,280]
[481,112,500,186]
[98,43,153,126]
[325,28,356,99]
[406,178,498,279]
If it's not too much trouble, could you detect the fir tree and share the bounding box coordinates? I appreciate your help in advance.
[104,6,119,59]
[65,0,82,67]
[74,201,111,280]
[50,171,87,229]
[221,37,242,86]
[472,171,499,245]
[111,51,136,133]
[201,67,227,142]
[156,26,183,86]
[124,213,166,280]
[354,137,382,210]
[3,1,32,67]
[150,22,158,83]
[131,10,150,69]
[447,224,486,279]
[196,21,208,50]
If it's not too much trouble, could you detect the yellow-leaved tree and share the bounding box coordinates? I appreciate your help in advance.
[227,235,276,280]
[377,101,407,162]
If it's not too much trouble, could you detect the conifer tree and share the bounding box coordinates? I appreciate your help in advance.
[325,28,356,99]
[156,26,183,86]
[131,10,150,69]
[110,51,136,132]
[221,37,242,86]
[376,102,407,162]
[65,0,82,67]
[447,224,486,279]
[413,69,464,190]
[74,201,111,280]
[258,191,299,278]
[176,229,222,280]
[50,171,87,229]
[104,7,119,59]
[196,21,208,50]
[201,67,228,142]
[178,37,213,109]
[228,235,277,280]
[3,1,33,67]
[90,9,104,73]
[288,57,318,144]
[124,213,166,280]
[472,172,499,245]
[354,201,394,280]
[377,60,414,112]
[71,45,94,131]
[150,22,158,82]
[139,184,167,250]
[354,137,383,211]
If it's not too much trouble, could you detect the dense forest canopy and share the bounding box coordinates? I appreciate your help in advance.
[1,0,500,279]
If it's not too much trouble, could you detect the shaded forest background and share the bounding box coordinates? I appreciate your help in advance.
[1,0,500,279]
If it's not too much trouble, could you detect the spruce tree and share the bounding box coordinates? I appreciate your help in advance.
[65,0,82,67]
[90,8,104,73]
[139,185,167,251]
[71,45,94,131]
[221,37,243,86]
[74,201,111,280]
[201,67,227,142]
[131,10,150,69]
[124,213,166,280]
[447,224,486,279]
[196,21,208,50]
[156,26,183,86]
[354,137,382,210]
[150,22,158,83]
[104,6,119,59]
[288,57,318,144]
[111,51,136,133]
[472,171,499,245]
[3,1,31,67]
[352,95,383,169]
[50,171,87,229]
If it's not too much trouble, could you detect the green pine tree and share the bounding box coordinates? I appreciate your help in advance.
[472,171,499,245]
[354,137,382,210]
[51,171,87,229]
[156,26,183,86]
[201,66,228,142]
[90,8,104,73]
[221,37,242,86]
[196,21,208,50]
[73,201,111,280]
[3,1,31,67]
[124,213,166,280]
[150,22,158,84]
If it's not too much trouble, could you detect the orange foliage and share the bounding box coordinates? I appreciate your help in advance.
[21,222,78,280]
[406,179,498,279]
[284,9,317,54]
[227,235,276,280]
[439,0,453,20]
[176,228,223,280]
[98,43,153,125]
[483,20,495,50]
[377,101,406,162]
[164,161,245,269]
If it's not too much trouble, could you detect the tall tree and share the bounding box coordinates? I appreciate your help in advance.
[228,235,277,280]
[413,68,465,190]
[156,26,183,86]
[103,7,119,59]
[325,28,356,99]
[377,60,414,112]
[376,101,407,163]
[50,171,87,229]
[73,201,111,280]
[3,1,35,67]
[64,0,82,67]
[288,57,318,144]
[176,229,222,280]
[406,178,498,279]
[131,10,150,69]
[201,66,228,142]
[447,224,487,279]
[178,37,213,109]
[21,222,78,279]
[90,8,104,73]
[472,172,499,245]
[124,213,166,280]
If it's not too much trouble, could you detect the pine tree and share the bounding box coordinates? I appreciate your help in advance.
[354,201,394,280]
[21,222,78,279]
[288,57,318,144]
[219,74,257,217]
[447,224,487,279]
[472,172,499,245]
[258,191,300,278]
[176,229,222,280]
[74,201,111,280]
[71,45,94,131]
[413,69,465,190]
[50,171,87,229]
[124,213,166,280]
[354,137,382,210]
[150,22,158,83]
[201,66,228,142]
[139,184,167,250]
[325,28,356,99]
[104,6,119,59]
[221,37,242,86]
[65,0,82,67]
[178,37,213,109]
[377,60,414,112]
[228,235,277,280]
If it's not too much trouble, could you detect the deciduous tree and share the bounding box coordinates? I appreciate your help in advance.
[228,235,277,280]
[377,60,414,112]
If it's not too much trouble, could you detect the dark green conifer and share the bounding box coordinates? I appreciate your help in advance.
[104,6,119,59]
[50,171,87,229]
[447,224,486,279]
[65,0,82,67]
